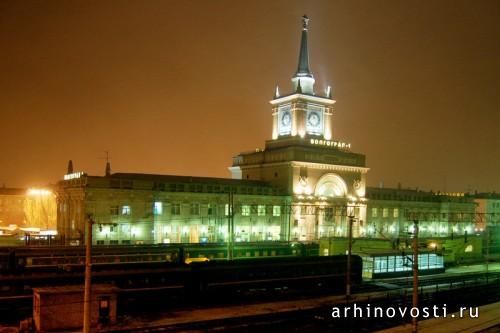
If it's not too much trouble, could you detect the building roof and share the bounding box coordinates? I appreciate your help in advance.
[471,192,500,200]
[109,173,271,186]
[33,284,118,295]
[366,186,474,203]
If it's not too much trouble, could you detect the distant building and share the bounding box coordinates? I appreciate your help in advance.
[0,187,25,227]
[473,192,500,253]
[365,187,476,239]
[0,187,57,244]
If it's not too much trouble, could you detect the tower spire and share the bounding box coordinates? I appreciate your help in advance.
[296,15,312,77]
[292,15,315,95]
[67,160,73,174]
[104,151,111,177]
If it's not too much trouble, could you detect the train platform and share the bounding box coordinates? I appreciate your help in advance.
[375,301,500,333]
[103,295,345,331]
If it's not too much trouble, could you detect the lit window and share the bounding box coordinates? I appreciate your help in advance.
[371,208,378,217]
[171,203,180,215]
[121,206,131,215]
[393,208,399,218]
[383,208,389,218]
[225,204,230,216]
[190,203,200,215]
[153,202,163,215]
[258,205,266,216]
[241,205,251,216]
[273,205,281,217]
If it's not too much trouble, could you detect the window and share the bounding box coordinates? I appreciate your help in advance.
[225,204,230,216]
[171,203,180,215]
[153,202,163,215]
[241,205,251,216]
[371,208,378,217]
[383,208,389,218]
[110,206,119,216]
[258,205,266,216]
[273,205,281,217]
[324,207,334,221]
[393,208,399,218]
[208,203,216,216]
[190,203,200,215]
[121,205,131,215]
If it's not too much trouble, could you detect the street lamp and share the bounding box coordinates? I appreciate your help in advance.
[346,198,358,301]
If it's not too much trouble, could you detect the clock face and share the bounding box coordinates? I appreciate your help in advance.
[281,112,291,126]
[307,112,320,127]
[306,110,323,134]
[278,107,292,135]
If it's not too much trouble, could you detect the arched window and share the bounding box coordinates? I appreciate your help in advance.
[314,173,348,198]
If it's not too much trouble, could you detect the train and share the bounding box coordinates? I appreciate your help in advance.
[0,242,318,274]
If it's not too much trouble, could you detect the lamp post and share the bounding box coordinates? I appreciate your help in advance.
[83,215,93,333]
[346,200,357,301]
[412,219,419,333]
[227,190,234,260]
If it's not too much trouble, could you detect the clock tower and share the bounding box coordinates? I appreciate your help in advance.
[272,15,334,141]
[230,16,369,241]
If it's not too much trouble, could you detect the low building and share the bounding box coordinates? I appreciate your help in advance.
[0,187,57,245]
[0,187,25,228]
[33,284,117,332]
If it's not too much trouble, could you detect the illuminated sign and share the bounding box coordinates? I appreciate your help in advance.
[310,138,351,150]
[64,172,86,180]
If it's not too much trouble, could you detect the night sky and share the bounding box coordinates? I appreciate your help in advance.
[1,1,499,192]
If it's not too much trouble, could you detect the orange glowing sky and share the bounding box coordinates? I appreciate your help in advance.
[0,0,499,192]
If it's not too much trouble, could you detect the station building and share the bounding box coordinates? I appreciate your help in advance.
[56,16,478,247]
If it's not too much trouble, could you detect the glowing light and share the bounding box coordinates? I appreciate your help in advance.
[63,172,85,180]
[27,188,52,196]
[310,138,351,150]
[40,230,57,236]
[429,242,437,249]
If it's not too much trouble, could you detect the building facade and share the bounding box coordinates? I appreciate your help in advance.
[57,173,289,245]
[365,187,477,239]
[55,16,485,247]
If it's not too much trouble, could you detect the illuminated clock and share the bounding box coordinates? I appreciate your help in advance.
[281,111,291,126]
[307,112,320,127]
[306,110,323,134]
[278,106,292,136]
